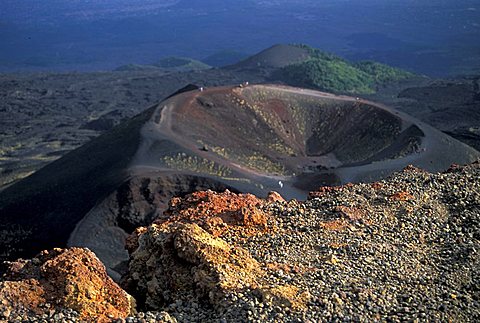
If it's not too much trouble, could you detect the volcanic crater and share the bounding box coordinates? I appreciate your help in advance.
[153,85,423,186]
[0,84,478,276]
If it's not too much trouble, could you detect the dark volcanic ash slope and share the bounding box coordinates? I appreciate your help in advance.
[228,44,311,69]
[0,84,478,277]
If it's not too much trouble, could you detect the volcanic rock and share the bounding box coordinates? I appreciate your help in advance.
[258,285,311,310]
[122,222,263,310]
[121,190,314,317]
[0,248,135,322]
[156,189,268,236]
[266,191,286,203]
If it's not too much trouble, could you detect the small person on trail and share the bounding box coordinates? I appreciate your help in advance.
[278,180,283,188]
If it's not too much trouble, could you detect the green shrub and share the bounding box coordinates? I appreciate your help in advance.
[276,44,414,94]
[354,61,413,84]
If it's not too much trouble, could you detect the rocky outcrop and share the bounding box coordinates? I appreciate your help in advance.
[122,190,313,316]
[266,191,286,203]
[155,189,268,236]
[68,174,233,281]
[123,222,263,310]
[122,189,269,309]
[0,248,135,322]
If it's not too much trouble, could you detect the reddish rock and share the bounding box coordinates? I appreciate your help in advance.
[389,191,415,201]
[370,182,383,190]
[267,191,286,203]
[0,248,135,322]
[122,190,313,313]
[0,280,45,318]
[319,219,349,231]
[334,205,366,221]
[125,226,148,254]
[153,190,268,237]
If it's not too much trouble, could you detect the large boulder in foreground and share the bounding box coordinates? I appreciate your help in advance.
[0,248,135,322]
[123,222,264,310]
[122,190,309,314]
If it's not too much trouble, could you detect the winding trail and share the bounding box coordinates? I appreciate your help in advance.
[131,84,480,199]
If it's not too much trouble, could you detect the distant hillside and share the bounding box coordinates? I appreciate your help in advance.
[272,44,414,94]
[114,64,160,72]
[202,50,250,67]
[228,44,414,94]
[115,57,211,73]
[153,57,211,71]
[229,44,311,69]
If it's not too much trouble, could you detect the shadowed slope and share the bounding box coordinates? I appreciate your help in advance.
[0,107,154,260]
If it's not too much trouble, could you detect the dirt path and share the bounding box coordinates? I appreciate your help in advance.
[131,84,480,199]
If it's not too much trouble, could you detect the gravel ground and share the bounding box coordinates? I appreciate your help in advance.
[117,162,479,323]
[13,162,479,322]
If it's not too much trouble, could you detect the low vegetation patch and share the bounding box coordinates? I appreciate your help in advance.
[274,44,414,94]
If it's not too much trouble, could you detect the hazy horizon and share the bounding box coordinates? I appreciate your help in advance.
[1,0,479,75]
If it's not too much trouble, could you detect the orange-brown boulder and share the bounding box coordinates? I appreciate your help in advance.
[154,190,268,236]
[0,248,135,322]
[334,205,366,221]
[122,222,263,309]
[266,191,286,203]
